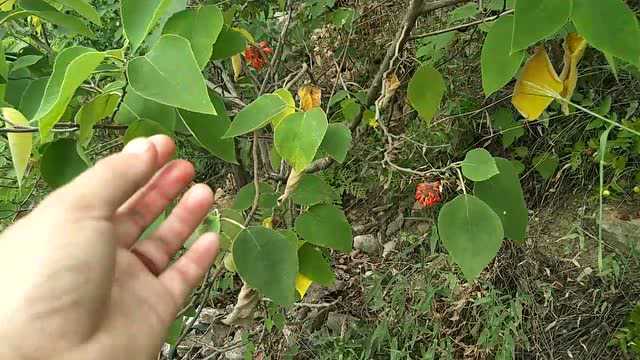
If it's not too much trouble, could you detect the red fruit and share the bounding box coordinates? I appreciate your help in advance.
[415,181,443,208]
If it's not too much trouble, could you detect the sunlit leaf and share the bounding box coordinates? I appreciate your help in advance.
[18,0,94,37]
[121,0,172,52]
[224,94,287,138]
[2,108,32,187]
[162,5,224,69]
[34,47,105,139]
[127,35,215,115]
[295,274,312,298]
[75,93,120,146]
[271,88,295,128]
[54,0,101,25]
[512,47,563,120]
[275,108,328,172]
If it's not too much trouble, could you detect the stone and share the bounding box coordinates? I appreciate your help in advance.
[600,206,640,245]
[382,240,397,258]
[353,234,381,255]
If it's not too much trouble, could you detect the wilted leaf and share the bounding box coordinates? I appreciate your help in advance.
[512,47,563,120]
[559,33,588,115]
[298,85,322,112]
[2,108,32,187]
[232,54,242,81]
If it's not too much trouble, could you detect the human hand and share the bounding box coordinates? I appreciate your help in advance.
[0,135,220,360]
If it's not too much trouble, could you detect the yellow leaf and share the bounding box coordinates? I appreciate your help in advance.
[295,273,313,298]
[232,27,255,44]
[512,47,563,120]
[278,167,303,203]
[379,72,401,110]
[2,108,32,187]
[298,85,322,112]
[0,0,15,11]
[262,217,273,229]
[559,33,588,115]
[232,54,243,81]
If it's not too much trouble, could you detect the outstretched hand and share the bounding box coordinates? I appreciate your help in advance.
[0,135,220,360]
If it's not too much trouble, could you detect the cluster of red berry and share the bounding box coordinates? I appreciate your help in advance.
[415,181,443,208]
[243,41,273,71]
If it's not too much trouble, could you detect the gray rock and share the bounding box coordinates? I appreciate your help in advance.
[600,206,640,245]
[353,234,381,255]
[382,240,397,258]
[386,213,405,236]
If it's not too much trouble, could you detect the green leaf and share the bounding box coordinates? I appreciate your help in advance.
[512,0,572,52]
[54,0,101,25]
[211,27,247,60]
[233,227,298,305]
[123,119,171,144]
[298,243,335,286]
[271,88,296,128]
[462,148,500,182]
[115,87,176,131]
[34,47,105,139]
[220,208,244,249]
[40,138,88,189]
[317,123,352,163]
[178,95,236,163]
[18,77,47,119]
[75,92,120,146]
[291,174,338,206]
[232,182,277,211]
[224,94,287,138]
[340,98,360,122]
[408,64,445,123]
[2,108,32,187]
[474,158,528,242]
[127,35,215,115]
[166,317,184,347]
[10,55,43,73]
[532,153,559,180]
[572,0,640,67]
[438,194,504,281]
[18,0,93,37]
[491,107,524,148]
[163,5,224,69]
[275,108,328,172]
[121,0,172,52]
[481,15,525,96]
[295,204,352,252]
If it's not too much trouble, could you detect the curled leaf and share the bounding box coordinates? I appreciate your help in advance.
[559,33,588,115]
[232,54,242,81]
[512,47,563,120]
[278,167,303,204]
[2,108,32,187]
[298,85,322,112]
[379,72,401,110]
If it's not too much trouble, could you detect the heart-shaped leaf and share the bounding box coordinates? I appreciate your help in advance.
[127,34,215,115]
[462,148,499,182]
[162,5,224,69]
[438,194,504,281]
[233,227,298,305]
[121,0,172,52]
[475,158,528,242]
[318,123,352,163]
[295,204,352,252]
[408,64,446,123]
[275,108,328,172]
[512,0,572,52]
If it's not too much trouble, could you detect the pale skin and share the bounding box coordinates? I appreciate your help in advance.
[0,135,220,360]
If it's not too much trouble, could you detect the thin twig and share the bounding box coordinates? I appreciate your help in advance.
[411,9,514,40]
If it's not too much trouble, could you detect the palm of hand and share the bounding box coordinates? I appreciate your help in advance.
[0,136,219,360]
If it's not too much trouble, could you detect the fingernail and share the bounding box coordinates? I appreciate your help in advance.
[123,138,150,154]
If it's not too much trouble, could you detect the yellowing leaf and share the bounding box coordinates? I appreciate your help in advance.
[262,217,273,229]
[231,54,243,81]
[232,26,255,44]
[2,108,32,187]
[278,167,303,203]
[298,85,322,112]
[295,273,313,298]
[271,88,295,128]
[379,72,401,110]
[1,0,16,11]
[559,33,588,115]
[512,47,563,120]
